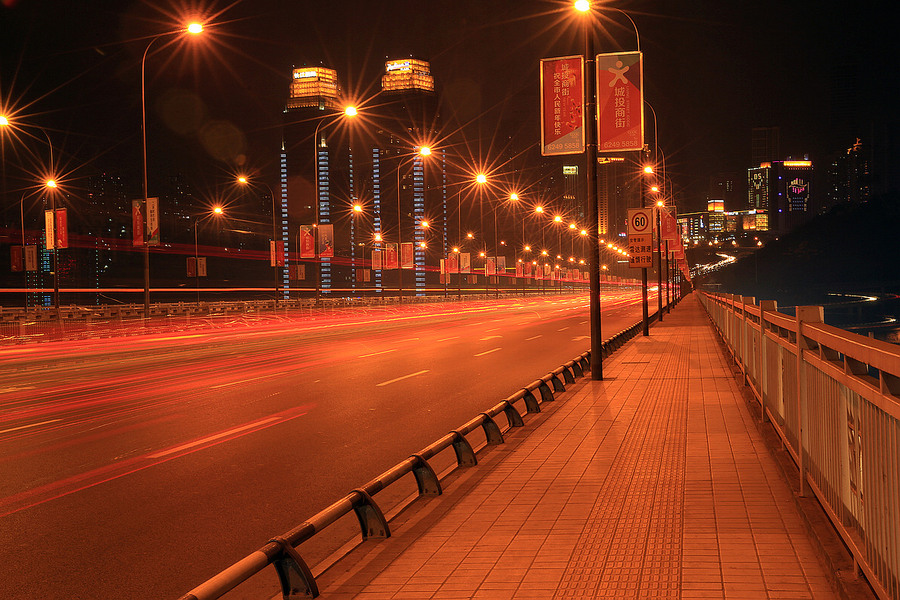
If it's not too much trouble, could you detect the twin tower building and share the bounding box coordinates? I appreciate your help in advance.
[278,58,445,296]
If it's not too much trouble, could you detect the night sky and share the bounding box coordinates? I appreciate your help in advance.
[2,0,896,211]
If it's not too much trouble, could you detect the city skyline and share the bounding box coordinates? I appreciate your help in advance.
[2,0,896,212]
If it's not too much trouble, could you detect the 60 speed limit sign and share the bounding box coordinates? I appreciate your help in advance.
[627,208,653,235]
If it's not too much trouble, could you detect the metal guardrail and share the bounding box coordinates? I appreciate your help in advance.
[699,292,900,600]
[175,311,658,600]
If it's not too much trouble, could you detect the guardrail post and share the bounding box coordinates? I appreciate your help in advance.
[410,454,442,496]
[521,390,540,414]
[480,413,504,445]
[538,380,554,403]
[562,365,575,384]
[502,401,525,427]
[758,300,776,424]
[741,296,755,385]
[795,305,823,497]
[450,431,477,467]
[550,373,565,393]
[351,489,390,540]
[571,360,583,378]
[269,536,319,598]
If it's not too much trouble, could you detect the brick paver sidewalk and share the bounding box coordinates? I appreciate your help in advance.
[316,294,837,599]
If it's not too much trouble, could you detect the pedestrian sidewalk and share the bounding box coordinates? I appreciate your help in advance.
[315,294,838,599]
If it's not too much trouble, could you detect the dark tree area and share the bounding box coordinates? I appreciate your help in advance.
[702,193,900,305]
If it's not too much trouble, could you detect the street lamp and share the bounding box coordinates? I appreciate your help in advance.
[236,175,280,305]
[192,206,224,306]
[396,145,432,304]
[311,106,358,304]
[575,0,605,380]
[141,22,205,318]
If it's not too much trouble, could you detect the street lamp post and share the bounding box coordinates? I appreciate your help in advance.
[192,206,223,306]
[576,0,603,379]
[44,179,60,313]
[141,23,204,318]
[237,176,280,306]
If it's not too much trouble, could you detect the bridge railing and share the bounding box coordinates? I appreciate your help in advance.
[699,292,900,600]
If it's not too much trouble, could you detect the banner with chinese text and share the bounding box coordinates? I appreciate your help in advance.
[318,224,334,257]
[596,51,644,152]
[132,200,144,247]
[400,242,414,269]
[540,56,585,156]
[299,225,315,258]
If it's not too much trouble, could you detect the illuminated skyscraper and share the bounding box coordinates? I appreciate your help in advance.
[281,66,343,296]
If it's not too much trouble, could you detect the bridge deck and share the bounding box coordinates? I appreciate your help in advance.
[316,294,838,599]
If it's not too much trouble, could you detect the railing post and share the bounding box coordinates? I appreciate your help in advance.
[741,296,755,383]
[758,300,777,424]
[795,305,823,498]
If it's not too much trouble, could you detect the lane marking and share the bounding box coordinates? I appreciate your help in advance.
[579,320,588,325]
[525,335,542,341]
[210,375,272,389]
[572,336,590,341]
[0,419,62,435]
[558,327,569,331]
[479,335,501,341]
[402,337,421,342]
[376,369,429,387]
[147,417,281,458]
[474,348,502,357]
[358,348,398,358]
[437,336,460,342]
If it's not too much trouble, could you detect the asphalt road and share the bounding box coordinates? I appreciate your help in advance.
[0,289,651,600]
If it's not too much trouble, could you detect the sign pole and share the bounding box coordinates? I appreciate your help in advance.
[640,183,649,335]
[656,206,663,322]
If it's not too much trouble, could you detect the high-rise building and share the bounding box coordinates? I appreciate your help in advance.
[826,138,870,209]
[747,159,813,235]
[375,57,444,295]
[280,60,445,297]
[281,66,343,297]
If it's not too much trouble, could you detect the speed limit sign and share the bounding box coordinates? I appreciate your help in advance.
[628,208,652,235]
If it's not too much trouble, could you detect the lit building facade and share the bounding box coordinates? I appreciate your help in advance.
[747,159,814,235]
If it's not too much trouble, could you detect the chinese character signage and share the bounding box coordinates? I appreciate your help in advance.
[400,242,414,269]
[197,256,207,277]
[486,256,496,276]
[132,200,144,247]
[540,56,585,156]
[55,209,68,249]
[459,252,471,274]
[596,51,644,152]
[318,224,334,258]
[269,240,285,267]
[371,250,383,270]
[44,210,55,250]
[385,243,398,269]
[299,225,315,258]
[10,245,22,272]
[146,197,159,246]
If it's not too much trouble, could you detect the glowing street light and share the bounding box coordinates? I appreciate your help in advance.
[140,22,207,317]
[236,174,280,304]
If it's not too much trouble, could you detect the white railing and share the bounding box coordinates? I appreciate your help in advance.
[699,291,900,600]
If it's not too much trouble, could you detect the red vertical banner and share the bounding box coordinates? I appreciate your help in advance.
[186,257,197,278]
[384,243,398,269]
[197,257,208,277]
[400,242,414,269]
[299,225,315,258]
[497,256,506,276]
[486,256,496,276]
[596,51,644,152]
[10,246,23,272]
[540,56,585,156]
[524,262,532,279]
[318,224,334,258]
[55,209,68,249]
[132,200,144,247]
[446,255,458,274]
[515,262,523,278]
[270,240,285,266]
[371,250,383,270]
